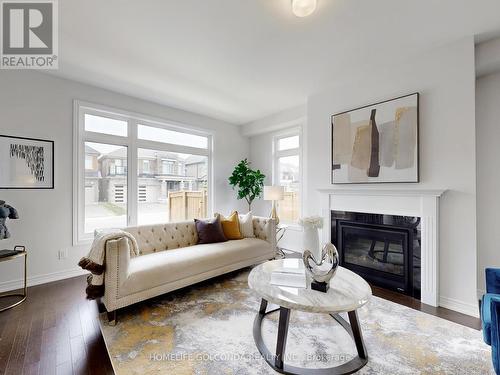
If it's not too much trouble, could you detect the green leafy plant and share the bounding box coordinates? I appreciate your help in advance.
[228,159,265,211]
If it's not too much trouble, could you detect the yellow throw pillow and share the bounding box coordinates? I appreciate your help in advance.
[215,211,243,240]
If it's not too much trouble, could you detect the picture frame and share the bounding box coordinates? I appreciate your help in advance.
[0,135,54,189]
[331,93,419,184]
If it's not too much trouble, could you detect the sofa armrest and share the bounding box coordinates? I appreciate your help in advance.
[491,298,500,373]
[103,237,131,308]
[252,216,276,249]
[486,268,500,294]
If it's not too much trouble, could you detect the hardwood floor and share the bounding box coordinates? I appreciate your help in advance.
[371,285,481,330]
[0,276,113,375]
[0,274,481,375]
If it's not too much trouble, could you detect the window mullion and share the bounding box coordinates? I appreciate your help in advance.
[82,132,129,147]
[128,119,138,227]
[75,102,85,244]
[275,148,300,158]
[136,139,209,156]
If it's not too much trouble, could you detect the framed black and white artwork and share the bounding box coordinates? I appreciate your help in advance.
[0,135,54,189]
[331,93,419,184]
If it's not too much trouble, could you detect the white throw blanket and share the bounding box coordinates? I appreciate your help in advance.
[78,229,140,299]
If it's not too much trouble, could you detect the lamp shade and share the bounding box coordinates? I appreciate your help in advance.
[263,186,284,201]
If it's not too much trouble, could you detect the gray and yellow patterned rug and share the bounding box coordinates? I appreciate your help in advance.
[99,269,493,374]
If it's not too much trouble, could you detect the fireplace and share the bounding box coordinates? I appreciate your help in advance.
[332,211,421,299]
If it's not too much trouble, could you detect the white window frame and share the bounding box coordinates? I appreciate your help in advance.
[272,128,302,226]
[73,100,214,245]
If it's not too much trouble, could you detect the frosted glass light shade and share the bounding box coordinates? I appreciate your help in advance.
[264,186,285,201]
[292,0,317,17]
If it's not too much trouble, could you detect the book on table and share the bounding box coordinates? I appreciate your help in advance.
[270,267,306,288]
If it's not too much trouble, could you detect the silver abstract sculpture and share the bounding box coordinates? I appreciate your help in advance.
[302,243,339,292]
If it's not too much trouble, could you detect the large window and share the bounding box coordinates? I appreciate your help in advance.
[273,131,301,224]
[74,102,212,244]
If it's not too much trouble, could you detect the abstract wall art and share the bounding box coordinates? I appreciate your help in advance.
[331,93,419,184]
[0,135,54,189]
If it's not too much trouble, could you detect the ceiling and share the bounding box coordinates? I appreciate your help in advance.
[55,0,500,124]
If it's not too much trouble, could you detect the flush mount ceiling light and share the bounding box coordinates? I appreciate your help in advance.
[291,0,317,17]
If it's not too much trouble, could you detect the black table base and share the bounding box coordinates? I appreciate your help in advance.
[253,299,368,375]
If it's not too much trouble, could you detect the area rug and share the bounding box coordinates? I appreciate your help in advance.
[99,269,493,374]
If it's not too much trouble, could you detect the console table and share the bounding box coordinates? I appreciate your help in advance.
[0,246,27,312]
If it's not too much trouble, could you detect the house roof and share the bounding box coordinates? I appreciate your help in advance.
[85,144,100,155]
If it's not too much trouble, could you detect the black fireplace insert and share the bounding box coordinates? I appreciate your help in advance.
[331,211,421,299]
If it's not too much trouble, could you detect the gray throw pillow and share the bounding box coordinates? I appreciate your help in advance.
[194,216,227,244]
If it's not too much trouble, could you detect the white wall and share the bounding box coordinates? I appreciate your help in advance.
[246,40,479,315]
[0,71,249,291]
[242,105,306,137]
[306,37,478,315]
[476,37,500,78]
[476,71,500,293]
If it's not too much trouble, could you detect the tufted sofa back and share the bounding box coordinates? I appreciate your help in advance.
[124,221,198,256]
[123,217,275,257]
[252,216,272,242]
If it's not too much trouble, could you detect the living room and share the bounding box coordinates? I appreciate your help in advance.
[1,0,500,374]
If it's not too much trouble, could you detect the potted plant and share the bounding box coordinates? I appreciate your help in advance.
[228,159,265,211]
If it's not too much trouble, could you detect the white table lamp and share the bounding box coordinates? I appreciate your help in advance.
[264,185,284,225]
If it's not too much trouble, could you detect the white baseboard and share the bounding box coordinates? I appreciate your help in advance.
[439,295,480,318]
[0,268,88,294]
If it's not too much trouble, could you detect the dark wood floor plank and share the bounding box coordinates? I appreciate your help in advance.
[39,325,57,375]
[23,306,45,370]
[4,312,31,375]
[0,307,19,374]
[43,306,57,331]
[23,361,40,375]
[70,335,89,375]
[55,310,72,368]
[68,305,83,339]
[55,361,73,375]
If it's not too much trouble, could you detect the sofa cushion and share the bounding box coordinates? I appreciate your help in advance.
[216,211,242,240]
[239,211,255,238]
[119,238,273,296]
[195,217,227,244]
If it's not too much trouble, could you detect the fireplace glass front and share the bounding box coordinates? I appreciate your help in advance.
[332,212,421,299]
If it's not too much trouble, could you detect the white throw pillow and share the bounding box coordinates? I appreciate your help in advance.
[239,211,254,238]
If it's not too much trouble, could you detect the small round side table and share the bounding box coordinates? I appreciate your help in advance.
[249,259,372,374]
[0,245,27,312]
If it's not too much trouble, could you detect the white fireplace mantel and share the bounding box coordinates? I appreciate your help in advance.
[317,187,446,197]
[318,187,446,307]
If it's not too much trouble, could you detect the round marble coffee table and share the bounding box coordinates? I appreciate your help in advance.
[248,259,372,375]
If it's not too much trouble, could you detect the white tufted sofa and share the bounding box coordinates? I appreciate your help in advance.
[102,216,276,317]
